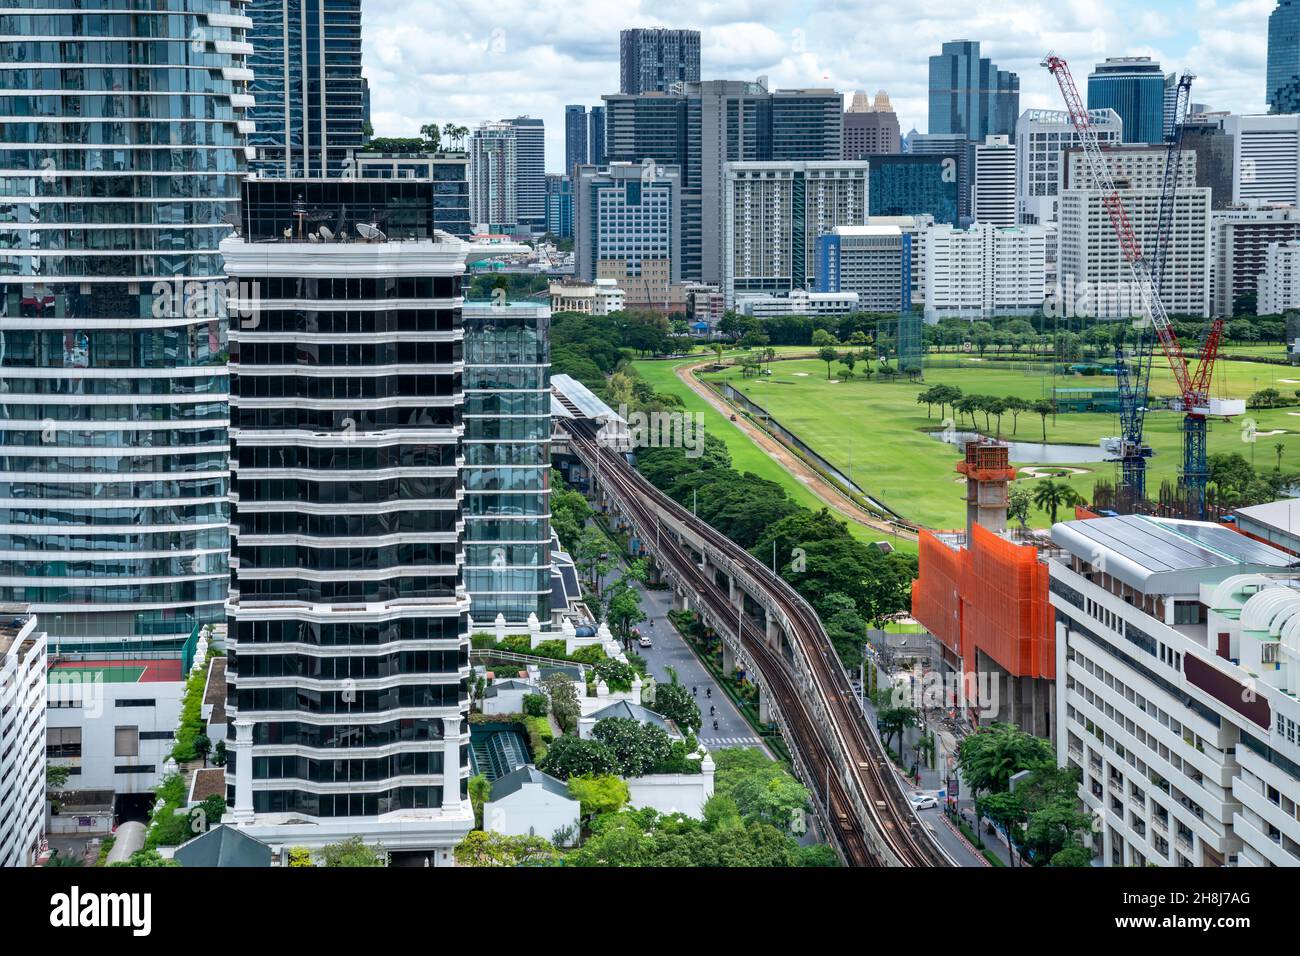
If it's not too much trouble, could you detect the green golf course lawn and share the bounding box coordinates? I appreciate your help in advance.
[635,352,1300,532]
[631,357,915,552]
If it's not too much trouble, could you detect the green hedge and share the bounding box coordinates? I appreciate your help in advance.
[169,660,210,762]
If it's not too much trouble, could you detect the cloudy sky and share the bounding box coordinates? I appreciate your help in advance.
[361,0,1278,173]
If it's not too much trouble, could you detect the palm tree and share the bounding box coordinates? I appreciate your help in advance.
[1276,441,1286,472]
[418,123,441,150]
[1032,478,1083,524]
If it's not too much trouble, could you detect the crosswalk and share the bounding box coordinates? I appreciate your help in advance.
[700,736,764,748]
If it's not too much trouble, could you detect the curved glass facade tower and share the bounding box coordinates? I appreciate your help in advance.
[0,1,253,651]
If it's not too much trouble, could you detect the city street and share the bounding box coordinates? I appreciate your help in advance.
[597,560,768,754]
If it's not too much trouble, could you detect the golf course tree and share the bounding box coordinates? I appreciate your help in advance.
[1031,478,1084,523]
[812,328,839,379]
[1032,397,1055,441]
[918,384,963,418]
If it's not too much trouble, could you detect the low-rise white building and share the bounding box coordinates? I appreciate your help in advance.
[0,608,47,867]
[46,656,185,797]
[483,766,581,846]
[922,222,1046,322]
[734,289,859,318]
[549,278,625,315]
[1257,240,1300,315]
[1050,512,1300,867]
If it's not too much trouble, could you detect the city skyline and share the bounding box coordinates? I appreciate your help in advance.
[361,1,1272,174]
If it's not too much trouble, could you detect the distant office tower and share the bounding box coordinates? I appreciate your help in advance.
[0,1,251,653]
[1211,205,1300,315]
[922,223,1046,321]
[1015,109,1123,226]
[1058,147,1211,317]
[815,226,911,313]
[844,90,902,158]
[589,106,607,166]
[909,133,976,221]
[462,298,552,627]
[1269,0,1300,113]
[1087,57,1166,145]
[868,154,960,224]
[1258,240,1300,313]
[973,135,1016,226]
[565,106,589,179]
[248,0,366,177]
[546,175,574,238]
[1177,115,1236,210]
[0,610,47,867]
[507,116,546,230]
[469,122,519,229]
[223,178,487,857]
[723,161,869,305]
[348,149,472,237]
[620,28,701,94]
[1225,114,1300,207]
[928,40,1019,142]
[603,79,843,283]
[575,163,682,303]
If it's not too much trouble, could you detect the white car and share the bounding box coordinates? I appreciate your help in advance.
[637,635,653,648]
[911,793,938,811]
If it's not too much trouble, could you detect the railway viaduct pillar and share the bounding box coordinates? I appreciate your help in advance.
[672,587,691,613]
[722,642,736,676]
[759,689,773,724]
[764,614,780,649]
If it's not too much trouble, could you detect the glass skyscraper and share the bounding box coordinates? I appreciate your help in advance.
[462,300,551,628]
[619,28,701,95]
[246,0,365,177]
[1269,0,1300,113]
[0,0,251,652]
[927,40,1019,143]
[1087,57,1166,145]
[867,155,959,225]
[565,105,589,180]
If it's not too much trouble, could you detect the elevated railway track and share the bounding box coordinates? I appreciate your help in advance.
[565,419,953,867]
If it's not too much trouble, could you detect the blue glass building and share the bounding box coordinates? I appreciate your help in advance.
[247,0,365,177]
[1269,0,1300,113]
[0,0,251,652]
[928,40,1019,142]
[545,175,574,239]
[1088,57,1166,145]
[867,155,959,225]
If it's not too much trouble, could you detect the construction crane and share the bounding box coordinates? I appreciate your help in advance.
[1042,53,1238,519]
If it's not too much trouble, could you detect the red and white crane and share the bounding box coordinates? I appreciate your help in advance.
[1041,53,1239,517]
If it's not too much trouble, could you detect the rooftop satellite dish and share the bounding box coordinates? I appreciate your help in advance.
[308,232,320,242]
[356,222,386,242]
[319,224,334,241]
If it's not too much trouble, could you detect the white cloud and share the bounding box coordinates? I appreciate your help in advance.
[357,0,1278,170]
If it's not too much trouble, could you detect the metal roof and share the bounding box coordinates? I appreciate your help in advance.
[488,765,575,802]
[1052,513,1298,593]
[174,825,273,868]
[551,374,624,423]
